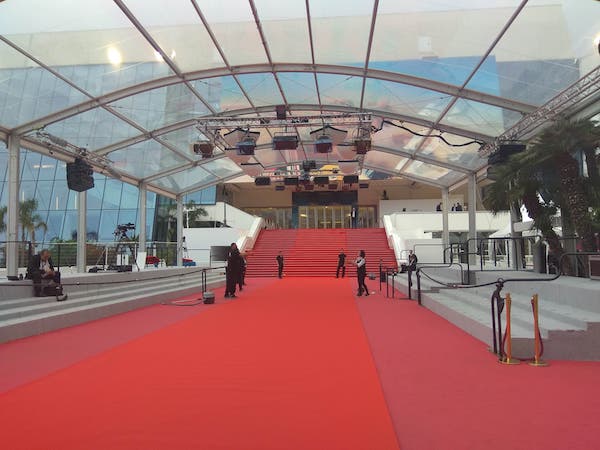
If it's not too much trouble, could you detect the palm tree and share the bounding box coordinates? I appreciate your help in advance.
[483,153,571,273]
[0,205,6,234]
[527,119,600,254]
[19,199,48,246]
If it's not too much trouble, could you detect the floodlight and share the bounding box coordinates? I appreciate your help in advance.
[273,133,299,150]
[314,135,333,153]
[191,141,214,159]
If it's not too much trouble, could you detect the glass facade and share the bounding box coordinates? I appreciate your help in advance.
[0,145,216,246]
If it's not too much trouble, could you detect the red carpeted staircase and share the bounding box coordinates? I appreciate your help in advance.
[245,228,397,277]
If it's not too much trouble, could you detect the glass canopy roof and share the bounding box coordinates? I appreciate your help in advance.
[0,0,598,197]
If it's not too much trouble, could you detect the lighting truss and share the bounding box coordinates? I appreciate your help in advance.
[195,113,372,130]
[479,66,600,156]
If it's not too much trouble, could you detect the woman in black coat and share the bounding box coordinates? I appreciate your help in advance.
[225,243,242,298]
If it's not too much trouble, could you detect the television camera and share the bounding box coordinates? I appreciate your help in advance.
[114,222,135,239]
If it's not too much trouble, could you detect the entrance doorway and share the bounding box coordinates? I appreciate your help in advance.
[297,205,376,229]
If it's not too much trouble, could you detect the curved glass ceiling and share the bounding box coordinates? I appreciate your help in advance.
[0,0,598,196]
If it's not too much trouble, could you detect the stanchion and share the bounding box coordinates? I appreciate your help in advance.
[529,294,548,367]
[499,293,519,365]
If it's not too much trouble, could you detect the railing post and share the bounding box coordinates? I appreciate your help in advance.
[416,269,422,306]
[499,293,519,365]
[529,294,548,367]
[407,270,411,300]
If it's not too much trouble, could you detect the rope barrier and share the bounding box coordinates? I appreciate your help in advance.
[499,293,519,365]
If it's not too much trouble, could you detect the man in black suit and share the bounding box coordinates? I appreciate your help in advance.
[276,251,284,278]
[26,249,66,300]
[336,249,346,278]
[225,243,242,298]
[407,250,418,287]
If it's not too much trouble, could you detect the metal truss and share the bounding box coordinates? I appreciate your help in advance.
[480,65,600,156]
[194,113,372,130]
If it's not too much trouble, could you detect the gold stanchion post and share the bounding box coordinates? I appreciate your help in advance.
[500,293,520,365]
[529,294,548,367]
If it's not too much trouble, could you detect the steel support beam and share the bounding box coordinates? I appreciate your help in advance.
[138,184,147,261]
[6,134,20,279]
[467,173,477,266]
[76,191,87,273]
[442,187,450,252]
[176,195,184,267]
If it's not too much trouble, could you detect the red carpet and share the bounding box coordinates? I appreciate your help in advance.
[355,289,600,450]
[0,278,399,450]
[245,228,397,277]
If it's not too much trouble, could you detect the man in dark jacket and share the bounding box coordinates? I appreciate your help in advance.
[225,243,242,298]
[276,251,284,278]
[407,250,418,287]
[26,249,66,300]
[336,249,346,278]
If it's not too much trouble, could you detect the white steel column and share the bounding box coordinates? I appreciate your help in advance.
[6,134,20,280]
[76,191,87,273]
[467,174,477,266]
[176,195,184,267]
[138,185,147,255]
[442,187,450,256]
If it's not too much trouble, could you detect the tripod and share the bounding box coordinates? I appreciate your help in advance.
[113,226,140,272]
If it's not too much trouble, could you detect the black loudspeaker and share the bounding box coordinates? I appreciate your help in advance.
[488,143,525,165]
[254,176,271,186]
[343,175,359,184]
[276,105,287,120]
[359,182,369,189]
[66,158,94,192]
[284,177,299,186]
[313,176,329,185]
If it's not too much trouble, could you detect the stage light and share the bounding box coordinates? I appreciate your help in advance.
[273,133,298,150]
[254,176,271,186]
[314,135,332,153]
[236,138,257,155]
[343,174,359,185]
[275,185,285,191]
[359,182,369,189]
[284,177,299,186]
[191,141,214,158]
[354,138,371,154]
[313,176,329,185]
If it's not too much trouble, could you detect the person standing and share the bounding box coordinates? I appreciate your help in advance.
[354,250,369,296]
[225,243,242,298]
[407,249,418,287]
[336,248,346,278]
[238,253,247,291]
[276,251,284,278]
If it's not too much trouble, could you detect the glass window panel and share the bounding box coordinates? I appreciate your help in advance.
[66,190,78,211]
[151,165,217,194]
[403,160,450,180]
[119,183,140,210]
[117,209,138,229]
[117,0,224,73]
[310,0,374,65]
[253,148,287,168]
[198,0,268,66]
[278,73,319,105]
[190,76,252,113]
[419,136,485,170]
[102,180,123,210]
[363,150,408,172]
[44,211,65,243]
[372,121,425,152]
[38,156,59,181]
[87,177,106,210]
[146,192,157,210]
[42,107,143,151]
[34,181,54,211]
[236,73,284,107]
[19,181,37,203]
[370,0,520,85]
[20,151,42,181]
[109,84,210,131]
[363,79,452,121]
[1,0,173,96]
[0,43,90,128]
[440,99,521,137]
[254,0,311,63]
[99,210,120,242]
[317,74,362,109]
[50,181,70,211]
[62,211,78,240]
[86,210,101,241]
[467,1,597,106]
[108,140,188,179]
[201,158,243,179]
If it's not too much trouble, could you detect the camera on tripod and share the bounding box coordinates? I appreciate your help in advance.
[114,222,135,239]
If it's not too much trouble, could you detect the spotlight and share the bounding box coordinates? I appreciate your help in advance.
[191,141,214,159]
[273,133,299,150]
[313,176,329,185]
[254,176,271,186]
[354,138,371,154]
[237,138,257,155]
[314,135,333,153]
